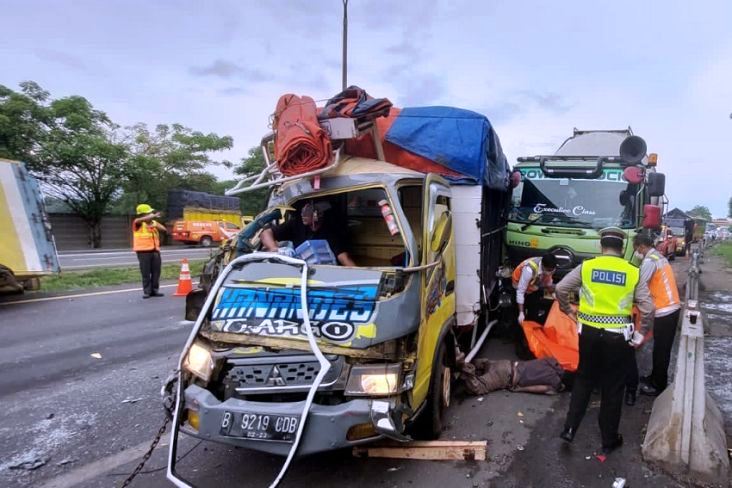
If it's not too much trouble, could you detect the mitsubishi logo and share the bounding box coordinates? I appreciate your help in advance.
[266,366,287,387]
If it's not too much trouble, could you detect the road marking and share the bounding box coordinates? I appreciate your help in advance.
[59,249,210,258]
[36,436,171,488]
[0,283,193,306]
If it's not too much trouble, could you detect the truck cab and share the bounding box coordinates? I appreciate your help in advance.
[506,129,666,275]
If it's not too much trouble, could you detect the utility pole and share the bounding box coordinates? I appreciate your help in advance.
[342,0,348,90]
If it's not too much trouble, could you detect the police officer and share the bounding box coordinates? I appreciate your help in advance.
[133,204,167,299]
[556,227,654,454]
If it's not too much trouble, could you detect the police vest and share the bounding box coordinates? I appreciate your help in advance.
[578,255,639,328]
[645,251,680,315]
[512,257,541,293]
[133,221,160,252]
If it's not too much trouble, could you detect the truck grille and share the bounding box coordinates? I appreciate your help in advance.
[223,356,345,395]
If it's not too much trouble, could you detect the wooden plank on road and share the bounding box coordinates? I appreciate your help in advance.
[353,440,487,461]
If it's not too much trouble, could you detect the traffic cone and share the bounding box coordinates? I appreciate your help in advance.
[174,258,193,296]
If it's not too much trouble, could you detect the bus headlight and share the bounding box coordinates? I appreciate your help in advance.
[346,364,402,396]
[183,342,215,382]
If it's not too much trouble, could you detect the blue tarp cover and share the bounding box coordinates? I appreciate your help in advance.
[385,106,509,189]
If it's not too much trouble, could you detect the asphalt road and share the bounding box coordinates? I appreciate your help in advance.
[58,247,214,270]
[0,256,727,488]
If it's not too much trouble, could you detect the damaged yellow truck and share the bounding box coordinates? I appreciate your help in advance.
[164,107,511,485]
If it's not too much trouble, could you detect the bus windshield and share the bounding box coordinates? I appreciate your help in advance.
[509,167,636,229]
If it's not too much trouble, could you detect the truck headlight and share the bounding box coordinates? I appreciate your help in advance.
[346,364,402,396]
[183,342,215,382]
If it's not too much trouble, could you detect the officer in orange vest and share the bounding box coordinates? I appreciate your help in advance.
[631,231,681,397]
[133,204,167,299]
[512,254,557,324]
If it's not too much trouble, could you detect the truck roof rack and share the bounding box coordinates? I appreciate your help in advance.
[225,119,384,196]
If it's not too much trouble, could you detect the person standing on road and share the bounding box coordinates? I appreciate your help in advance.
[133,204,166,299]
[556,227,654,455]
[631,231,681,397]
[512,254,557,324]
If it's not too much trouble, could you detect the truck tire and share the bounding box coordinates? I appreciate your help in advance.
[411,340,451,440]
[200,236,213,247]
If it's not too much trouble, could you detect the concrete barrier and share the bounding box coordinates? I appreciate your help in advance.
[641,302,730,484]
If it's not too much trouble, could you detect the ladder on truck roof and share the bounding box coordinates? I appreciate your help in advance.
[225,118,386,196]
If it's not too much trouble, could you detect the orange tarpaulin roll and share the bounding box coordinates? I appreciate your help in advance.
[521,302,646,372]
[274,94,332,176]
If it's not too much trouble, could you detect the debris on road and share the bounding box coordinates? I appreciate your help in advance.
[386,467,402,472]
[121,397,143,404]
[9,457,47,471]
[612,478,626,488]
[56,458,76,466]
[596,454,607,463]
[90,352,102,359]
[353,440,487,461]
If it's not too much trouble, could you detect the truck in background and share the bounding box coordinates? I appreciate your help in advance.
[0,159,60,292]
[166,189,244,246]
[506,129,666,275]
[171,219,241,246]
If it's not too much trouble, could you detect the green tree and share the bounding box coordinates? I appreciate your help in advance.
[686,205,712,222]
[233,146,269,216]
[121,123,233,213]
[35,96,128,248]
[0,81,53,164]
[2,82,128,248]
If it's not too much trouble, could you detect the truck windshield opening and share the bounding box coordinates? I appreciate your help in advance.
[509,168,636,229]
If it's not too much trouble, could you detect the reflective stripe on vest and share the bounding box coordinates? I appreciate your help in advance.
[578,255,639,329]
[646,252,680,315]
[133,221,160,252]
[512,257,541,292]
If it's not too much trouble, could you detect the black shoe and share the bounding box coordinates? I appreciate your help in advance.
[143,294,151,299]
[151,292,165,297]
[640,384,661,397]
[560,426,575,443]
[601,434,623,455]
[625,389,637,406]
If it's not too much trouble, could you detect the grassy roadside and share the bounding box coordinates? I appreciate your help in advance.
[39,260,207,293]
[712,241,732,267]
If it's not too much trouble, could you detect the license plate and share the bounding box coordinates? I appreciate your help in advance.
[219,411,299,442]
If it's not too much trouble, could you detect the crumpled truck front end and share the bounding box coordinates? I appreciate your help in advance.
[176,260,421,456]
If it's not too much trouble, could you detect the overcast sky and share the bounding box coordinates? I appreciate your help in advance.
[2,0,731,217]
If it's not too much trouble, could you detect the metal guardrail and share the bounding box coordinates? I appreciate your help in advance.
[641,250,729,483]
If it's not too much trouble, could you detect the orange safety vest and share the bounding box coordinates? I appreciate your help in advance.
[512,257,542,293]
[133,221,160,252]
[645,251,680,315]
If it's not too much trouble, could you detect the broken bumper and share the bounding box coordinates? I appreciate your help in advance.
[181,384,389,456]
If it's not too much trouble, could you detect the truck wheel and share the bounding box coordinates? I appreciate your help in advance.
[411,340,451,440]
[200,236,213,247]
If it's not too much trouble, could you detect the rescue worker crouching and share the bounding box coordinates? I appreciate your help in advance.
[133,204,167,299]
[556,227,654,455]
[512,254,557,325]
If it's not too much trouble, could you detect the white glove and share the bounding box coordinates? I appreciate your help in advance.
[277,247,295,258]
[518,312,525,324]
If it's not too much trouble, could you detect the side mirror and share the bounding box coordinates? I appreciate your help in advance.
[646,172,665,197]
[431,212,453,254]
[643,204,662,229]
